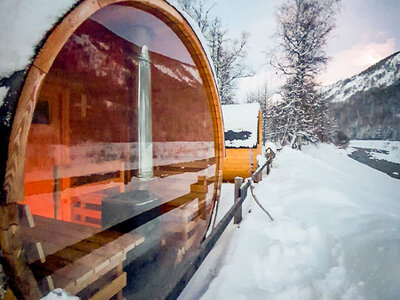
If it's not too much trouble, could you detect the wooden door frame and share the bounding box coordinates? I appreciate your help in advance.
[1,1,223,299]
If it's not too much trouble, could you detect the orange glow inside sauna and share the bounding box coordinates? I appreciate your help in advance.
[20,4,217,298]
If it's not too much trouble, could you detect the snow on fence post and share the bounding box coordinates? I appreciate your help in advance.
[254,160,262,183]
[234,177,244,224]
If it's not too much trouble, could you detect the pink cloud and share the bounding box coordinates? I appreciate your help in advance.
[320,38,396,85]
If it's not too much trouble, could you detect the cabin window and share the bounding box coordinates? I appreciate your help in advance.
[21,4,216,298]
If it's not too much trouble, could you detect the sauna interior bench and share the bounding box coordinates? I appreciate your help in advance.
[19,208,144,299]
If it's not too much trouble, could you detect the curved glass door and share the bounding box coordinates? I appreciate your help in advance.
[21,4,216,299]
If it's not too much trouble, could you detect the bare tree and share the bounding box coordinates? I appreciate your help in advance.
[271,0,341,148]
[208,19,252,103]
[177,0,213,33]
[178,0,253,104]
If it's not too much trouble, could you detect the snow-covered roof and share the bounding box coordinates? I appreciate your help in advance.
[222,103,260,148]
[0,0,216,116]
[0,0,76,80]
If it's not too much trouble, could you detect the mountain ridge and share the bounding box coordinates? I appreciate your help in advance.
[324,51,400,103]
[325,51,400,140]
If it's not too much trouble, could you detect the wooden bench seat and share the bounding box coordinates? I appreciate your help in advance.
[19,210,144,299]
[18,173,214,298]
[161,176,213,259]
[54,160,125,227]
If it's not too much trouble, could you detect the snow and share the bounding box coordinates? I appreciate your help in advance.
[269,93,283,104]
[153,63,200,86]
[349,140,400,164]
[180,144,400,299]
[182,64,202,83]
[265,141,277,154]
[41,288,78,300]
[0,86,9,107]
[222,103,260,148]
[0,0,77,79]
[154,63,184,82]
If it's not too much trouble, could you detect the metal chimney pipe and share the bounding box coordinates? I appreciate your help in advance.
[138,45,153,179]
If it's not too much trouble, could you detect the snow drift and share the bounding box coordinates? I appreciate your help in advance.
[180,144,400,300]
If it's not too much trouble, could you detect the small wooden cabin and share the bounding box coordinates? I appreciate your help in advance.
[0,1,224,299]
[222,103,262,182]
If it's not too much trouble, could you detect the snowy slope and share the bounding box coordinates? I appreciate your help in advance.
[222,103,260,148]
[324,51,400,103]
[324,51,400,140]
[180,144,400,300]
[62,24,202,88]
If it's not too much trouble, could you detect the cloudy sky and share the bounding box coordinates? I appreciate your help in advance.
[209,0,400,101]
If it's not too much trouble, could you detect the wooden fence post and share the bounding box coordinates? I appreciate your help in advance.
[234,177,243,224]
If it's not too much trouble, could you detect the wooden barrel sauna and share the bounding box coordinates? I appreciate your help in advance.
[0,1,223,299]
[222,103,262,182]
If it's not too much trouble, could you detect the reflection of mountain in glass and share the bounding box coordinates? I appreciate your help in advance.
[55,20,201,90]
[89,4,193,65]
[52,18,212,144]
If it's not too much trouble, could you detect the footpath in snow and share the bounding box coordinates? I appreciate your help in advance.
[180,144,400,300]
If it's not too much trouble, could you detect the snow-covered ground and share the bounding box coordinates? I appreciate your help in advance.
[349,140,400,164]
[41,289,78,300]
[180,144,400,300]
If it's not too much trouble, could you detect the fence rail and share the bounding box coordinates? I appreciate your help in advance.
[167,154,273,299]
